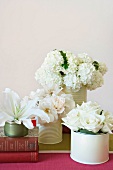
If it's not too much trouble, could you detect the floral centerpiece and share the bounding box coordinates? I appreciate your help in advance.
[35,50,107,92]
[0,88,38,129]
[62,101,113,134]
[22,84,75,125]
[22,84,75,144]
[62,101,113,164]
[0,88,42,137]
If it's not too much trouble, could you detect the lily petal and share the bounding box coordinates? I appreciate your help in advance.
[0,88,21,117]
[19,98,38,118]
[0,116,7,126]
[22,119,34,129]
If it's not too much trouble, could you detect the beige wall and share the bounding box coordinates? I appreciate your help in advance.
[0,0,113,111]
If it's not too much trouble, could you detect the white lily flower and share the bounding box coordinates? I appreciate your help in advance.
[0,88,46,129]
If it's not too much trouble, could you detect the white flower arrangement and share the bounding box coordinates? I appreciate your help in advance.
[35,50,107,92]
[62,101,113,134]
[22,84,75,125]
[0,88,40,129]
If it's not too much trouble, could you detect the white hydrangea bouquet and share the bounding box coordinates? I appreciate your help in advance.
[35,49,107,92]
[62,101,113,134]
[22,84,75,125]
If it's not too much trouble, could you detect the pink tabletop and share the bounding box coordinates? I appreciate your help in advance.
[0,153,113,170]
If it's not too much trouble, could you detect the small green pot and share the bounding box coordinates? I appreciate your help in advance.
[4,121,28,137]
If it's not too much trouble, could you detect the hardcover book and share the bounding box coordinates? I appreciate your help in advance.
[0,151,38,163]
[1,127,113,153]
[0,127,38,152]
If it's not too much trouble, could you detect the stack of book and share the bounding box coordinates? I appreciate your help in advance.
[0,127,39,163]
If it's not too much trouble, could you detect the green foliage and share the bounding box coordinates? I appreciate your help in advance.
[59,51,69,69]
[92,61,99,70]
[78,129,105,135]
[59,71,65,76]
[100,110,103,115]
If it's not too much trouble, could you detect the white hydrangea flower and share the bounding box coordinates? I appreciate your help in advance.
[45,50,64,68]
[77,63,95,85]
[87,70,104,90]
[35,67,63,87]
[77,53,93,63]
[99,62,108,75]
[35,50,107,91]
[63,73,81,91]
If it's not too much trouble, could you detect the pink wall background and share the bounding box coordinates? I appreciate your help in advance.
[0,0,113,112]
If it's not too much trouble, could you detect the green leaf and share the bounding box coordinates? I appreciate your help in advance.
[59,50,69,70]
[92,61,99,70]
[59,71,65,76]
[100,110,103,115]
[77,129,107,135]
[79,129,98,135]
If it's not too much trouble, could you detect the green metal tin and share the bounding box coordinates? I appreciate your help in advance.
[4,121,28,137]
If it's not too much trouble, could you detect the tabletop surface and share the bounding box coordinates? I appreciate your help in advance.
[0,153,113,170]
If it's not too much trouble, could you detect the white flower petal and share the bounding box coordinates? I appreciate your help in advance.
[0,115,8,126]
[22,119,34,129]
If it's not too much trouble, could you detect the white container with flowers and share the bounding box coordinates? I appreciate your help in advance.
[23,84,75,144]
[62,101,113,165]
[0,88,41,137]
[35,50,107,105]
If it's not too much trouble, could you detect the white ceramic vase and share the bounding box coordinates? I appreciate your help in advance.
[63,86,87,105]
[38,119,62,144]
[70,130,109,165]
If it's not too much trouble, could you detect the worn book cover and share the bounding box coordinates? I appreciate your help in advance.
[0,127,38,152]
[0,151,38,163]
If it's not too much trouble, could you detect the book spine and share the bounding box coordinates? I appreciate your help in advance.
[0,152,38,163]
[0,137,38,152]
